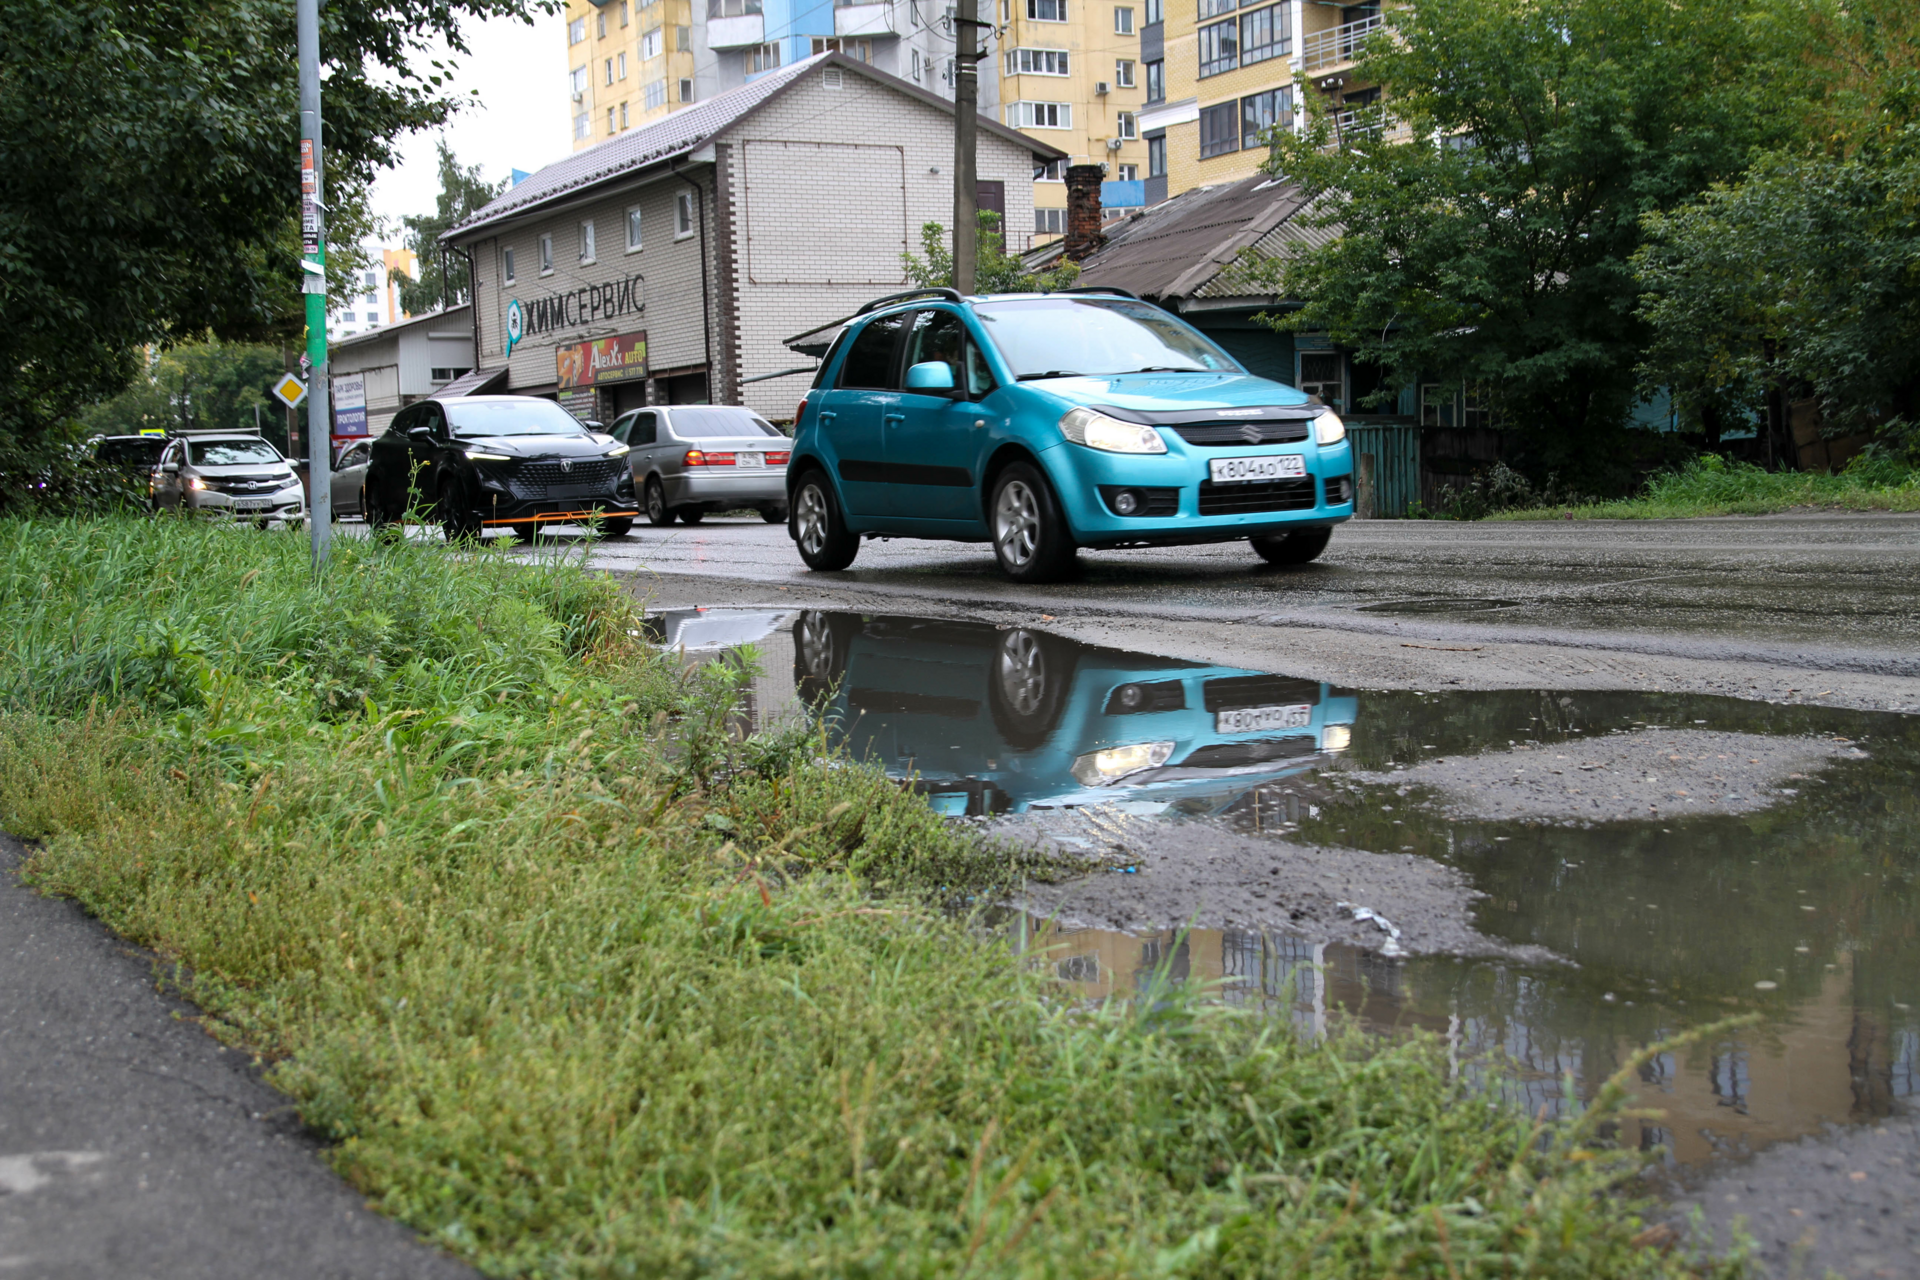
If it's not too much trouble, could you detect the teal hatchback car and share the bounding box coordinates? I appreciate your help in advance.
[786,287,1354,582]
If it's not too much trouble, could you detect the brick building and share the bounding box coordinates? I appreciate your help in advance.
[442,52,1062,422]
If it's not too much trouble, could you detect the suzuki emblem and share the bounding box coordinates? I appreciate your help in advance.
[1237,423,1265,444]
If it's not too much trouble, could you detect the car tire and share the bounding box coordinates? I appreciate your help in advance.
[792,470,859,571]
[792,609,862,706]
[989,462,1076,583]
[1249,528,1333,566]
[759,506,787,524]
[600,517,633,538]
[365,486,399,536]
[645,477,673,527]
[438,476,483,543]
[511,522,540,543]
[986,627,1077,751]
[677,508,704,525]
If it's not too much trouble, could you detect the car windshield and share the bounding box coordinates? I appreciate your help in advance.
[190,439,283,466]
[973,298,1242,380]
[669,408,785,439]
[444,400,590,436]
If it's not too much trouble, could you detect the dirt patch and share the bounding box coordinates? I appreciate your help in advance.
[992,807,1556,962]
[1347,728,1862,823]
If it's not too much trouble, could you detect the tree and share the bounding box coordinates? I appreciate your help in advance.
[392,141,504,315]
[0,0,541,468]
[1248,0,1802,490]
[76,339,287,441]
[903,211,1081,294]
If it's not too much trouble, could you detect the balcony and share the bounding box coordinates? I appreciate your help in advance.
[835,0,901,37]
[1323,104,1408,149]
[707,0,765,48]
[1299,13,1384,72]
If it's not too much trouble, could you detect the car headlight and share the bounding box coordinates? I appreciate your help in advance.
[465,450,513,461]
[186,476,208,490]
[604,444,631,458]
[1070,741,1175,787]
[1314,410,1347,446]
[1059,407,1167,455]
[1322,724,1352,752]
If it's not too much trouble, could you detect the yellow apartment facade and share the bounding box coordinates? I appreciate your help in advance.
[1137,0,1383,202]
[564,0,701,150]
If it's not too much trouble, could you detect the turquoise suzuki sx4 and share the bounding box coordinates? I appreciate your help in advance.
[786,287,1354,582]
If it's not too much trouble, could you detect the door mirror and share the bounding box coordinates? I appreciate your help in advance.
[905,361,956,393]
[161,462,180,473]
[407,425,435,443]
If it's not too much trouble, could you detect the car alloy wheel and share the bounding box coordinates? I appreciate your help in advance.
[993,480,1042,569]
[995,630,1050,718]
[645,477,673,527]
[989,462,1076,583]
[793,473,858,571]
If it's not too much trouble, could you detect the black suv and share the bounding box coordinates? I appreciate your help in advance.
[365,396,639,539]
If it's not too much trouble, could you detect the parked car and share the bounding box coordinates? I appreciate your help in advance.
[786,287,1354,582]
[608,405,790,526]
[89,434,169,476]
[331,439,371,518]
[792,611,1356,815]
[149,434,307,526]
[364,396,639,540]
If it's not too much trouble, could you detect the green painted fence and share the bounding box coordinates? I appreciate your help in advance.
[1346,423,1423,517]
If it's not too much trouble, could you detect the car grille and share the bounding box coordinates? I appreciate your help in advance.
[208,473,288,493]
[1202,675,1322,713]
[1097,485,1180,517]
[1324,475,1352,505]
[1196,477,1317,515]
[1171,421,1311,447]
[506,458,625,500]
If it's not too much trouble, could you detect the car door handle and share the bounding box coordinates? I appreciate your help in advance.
[818,411,836,427]
[884,413,905,428]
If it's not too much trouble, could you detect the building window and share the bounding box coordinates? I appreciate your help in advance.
[1114,5,1134,32]
[618,51,628,78]
[1241,86,1291,148]
[1115,58,1135,87]
[1034,157,1067,180]
[539,233,554,273]
[431,366,472,383]
[626,207,644,251]
[1036,207,1066,235]
[567,16,586,43]
[1006,100,1072,128]
[596,11,607,38]
[1144,59,1164,102]
[709,0,762,14]
[579,220,597,263]
[1005,48,1070,75]
[1199,100,1238,157]
[645,78,667,108]
[1240,2,1290,64]
[811,37,873,59]
[570,64,588,94]
[607,106,617,132]
[620,1,629,25]
[675,191,696,239]
[619,101,629,127]
[680,77,694,101]
[1116,111,1137,139]
[573,111,590,140]
[1115,163,1138,179]
[1147,134,1166,175]
[1197,18,1237,76]
[503,247,516,283]
[750,42,780,72]
[676,24,691,49]
[1197,0,1232,14]
[911,49,923,80]
[1026,0,1066,20]
[1143,0,1161,20]
[641,26,662,58]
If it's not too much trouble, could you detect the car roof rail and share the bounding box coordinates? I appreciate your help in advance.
[854,287,964,316]
[1056,285,1142,300]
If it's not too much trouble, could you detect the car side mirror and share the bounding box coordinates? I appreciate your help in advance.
[407,425,435,443]
[161,462,179,473]
[905,361,957,393]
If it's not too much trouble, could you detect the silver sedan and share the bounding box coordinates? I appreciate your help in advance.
[609,405,790,526]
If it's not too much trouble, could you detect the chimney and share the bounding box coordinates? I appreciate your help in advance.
[1064,164,1106,262]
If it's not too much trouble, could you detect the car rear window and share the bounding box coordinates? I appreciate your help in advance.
[190,439,283,466]
[669,408,784,438]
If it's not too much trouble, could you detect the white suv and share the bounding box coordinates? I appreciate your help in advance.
[151,434,307,526]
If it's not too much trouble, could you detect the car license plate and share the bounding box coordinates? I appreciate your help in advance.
[1209,454,1306,484]
[1215,703,1313,734]
[736,452,764,469]
[232,497,272,510]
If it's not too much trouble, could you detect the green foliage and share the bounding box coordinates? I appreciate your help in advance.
[1425,462,1592,521]
[391,141,504,315]
[74,338,288,442]
[1490,452,1920,519]
[903,211,1081,294]
[0,516,1739,1278]
[1251,0,1799,493]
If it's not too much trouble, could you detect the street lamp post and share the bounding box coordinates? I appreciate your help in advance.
[297,0,333,566]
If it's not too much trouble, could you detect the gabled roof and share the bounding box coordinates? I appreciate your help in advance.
[445,53,1065,240]
[1035,175,1336,305]
[329,303,472,352]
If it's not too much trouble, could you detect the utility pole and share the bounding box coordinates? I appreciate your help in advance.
[298,0,333,565]
[952,0,981,293]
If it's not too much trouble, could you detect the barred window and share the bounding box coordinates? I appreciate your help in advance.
[1197,18,1237,76]
[1199,101,1238,157]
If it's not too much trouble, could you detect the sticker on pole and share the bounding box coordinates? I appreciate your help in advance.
[271,374,309,408]
[506,298,524,358]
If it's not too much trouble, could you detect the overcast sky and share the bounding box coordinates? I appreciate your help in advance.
[366,13,575,240]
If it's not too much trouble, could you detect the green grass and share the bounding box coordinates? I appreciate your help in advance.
[1492,454,1920,519]
[0,517,1735,1278]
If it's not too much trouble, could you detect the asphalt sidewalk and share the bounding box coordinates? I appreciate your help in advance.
[0,833,474,1280]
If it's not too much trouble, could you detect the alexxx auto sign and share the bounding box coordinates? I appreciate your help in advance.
[515,274,645,340]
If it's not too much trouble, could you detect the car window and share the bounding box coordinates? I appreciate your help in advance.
[667,407,783,438]
[973,297,1242,379]
[836,313,907,390]
[965,341,997,399]
[632,411,658,446]
[387,406,415,436]
[608,412,635,444]
[339,443,369,468]
[442,399,587,436]
[418,403,447,436]
[95,438,166,465]
[189,439,283,466]
[902,310,965,392]
[811,330,850,388]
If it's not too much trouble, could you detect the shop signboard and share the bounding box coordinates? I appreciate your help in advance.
[331,372,368,439]
[557,330,648,390]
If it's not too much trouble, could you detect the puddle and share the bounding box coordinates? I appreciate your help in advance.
[674,607,1920,1168]
[1356,597,1524,616]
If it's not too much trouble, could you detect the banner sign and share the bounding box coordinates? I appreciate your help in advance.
[557,330,648,389]
[300,140,320,256]
[331,372,368,438]
[520,274,645,339]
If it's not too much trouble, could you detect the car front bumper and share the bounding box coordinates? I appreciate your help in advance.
[473,471,638,525]
[1041,438,1354,546]
[184,487,308,520]
[664,469,790,509]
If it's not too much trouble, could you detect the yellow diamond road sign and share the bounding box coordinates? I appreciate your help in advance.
[271,373,308,408]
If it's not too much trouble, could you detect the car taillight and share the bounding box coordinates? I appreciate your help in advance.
[794,399,809,427]
[766,451,791,465]
[684,450,736,466]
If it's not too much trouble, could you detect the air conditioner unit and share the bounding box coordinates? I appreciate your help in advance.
[1094,80,1110,94]
[1106,137,1125,150]
[572,91,584,102]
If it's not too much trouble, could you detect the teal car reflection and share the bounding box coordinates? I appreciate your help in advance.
[793,612,1357,815]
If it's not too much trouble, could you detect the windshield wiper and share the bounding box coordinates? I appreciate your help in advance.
[1016,370,1082,381]
[1122,366,1203,374]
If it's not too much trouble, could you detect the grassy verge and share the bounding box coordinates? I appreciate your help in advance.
[1492,454,1920,519]
[0,517,1730,1278]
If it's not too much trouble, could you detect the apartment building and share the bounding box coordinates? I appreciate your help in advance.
[328,247,417,338]
[994,0,1149,242]
[1136,0,1381,203]
[565,0,997,151]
